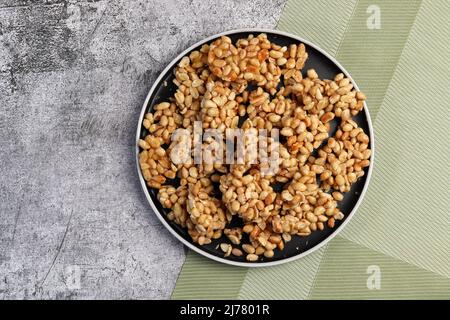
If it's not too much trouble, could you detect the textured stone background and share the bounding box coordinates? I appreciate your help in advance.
[0,0,286,299]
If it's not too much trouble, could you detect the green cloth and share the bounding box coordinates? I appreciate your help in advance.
[172,0,450,299]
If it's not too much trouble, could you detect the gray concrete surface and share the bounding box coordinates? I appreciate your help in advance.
[0,0,286,299]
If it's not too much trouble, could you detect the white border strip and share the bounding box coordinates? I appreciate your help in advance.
[134,28,375,268]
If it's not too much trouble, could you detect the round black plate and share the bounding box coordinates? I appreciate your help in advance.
[135,29,374,267]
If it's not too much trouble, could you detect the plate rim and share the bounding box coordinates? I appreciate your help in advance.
[135,28,375,267]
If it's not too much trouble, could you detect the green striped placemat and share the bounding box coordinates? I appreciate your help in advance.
[172,0,450,299]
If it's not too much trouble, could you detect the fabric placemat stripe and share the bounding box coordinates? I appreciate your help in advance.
[171,251,247,300]
[339,0,450,279]
[277,0,358,56]
[237,246,327,299]
[309,237,450,299]
[335,0,422,118]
